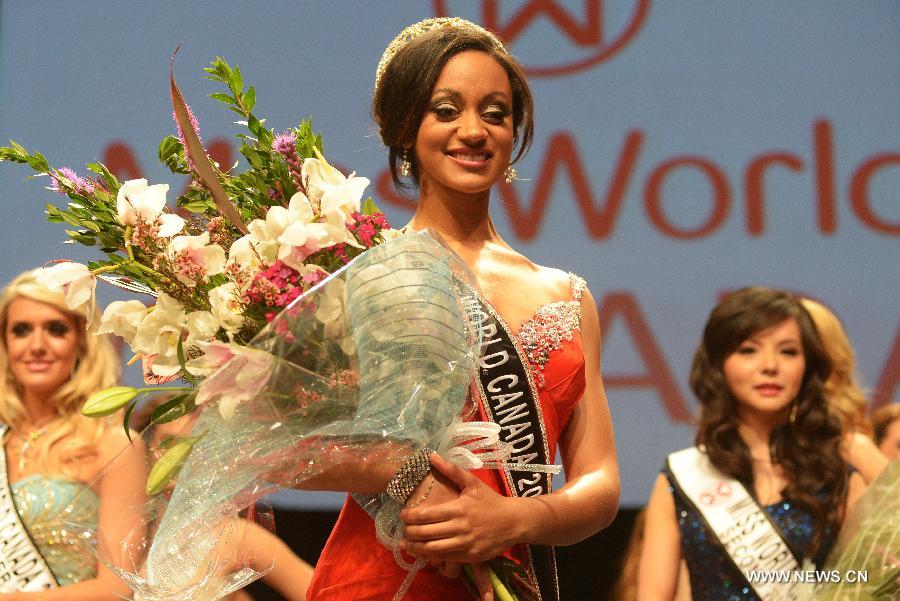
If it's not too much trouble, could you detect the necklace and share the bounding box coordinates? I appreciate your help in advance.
[15,419,55,472]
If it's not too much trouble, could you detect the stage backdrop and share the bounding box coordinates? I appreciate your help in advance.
[1,1,897,508]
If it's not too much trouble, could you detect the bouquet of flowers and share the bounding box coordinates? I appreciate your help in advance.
[1,55,398,433]
[1,56,544,601]
[2,56,511,601]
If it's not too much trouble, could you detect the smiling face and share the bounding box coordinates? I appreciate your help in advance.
[5,297,81,404]
[413,50,514,196]
[723,318,806,422]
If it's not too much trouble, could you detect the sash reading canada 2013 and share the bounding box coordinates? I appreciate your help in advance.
[473,297,559,601]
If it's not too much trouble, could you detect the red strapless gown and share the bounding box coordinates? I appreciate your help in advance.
[307,275,588,600]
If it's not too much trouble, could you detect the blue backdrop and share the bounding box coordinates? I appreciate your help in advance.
[1,0,897,508]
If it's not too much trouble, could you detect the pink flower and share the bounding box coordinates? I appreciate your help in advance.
[173,105,202,171]
[192,341,273,419]
[244,260,306,309]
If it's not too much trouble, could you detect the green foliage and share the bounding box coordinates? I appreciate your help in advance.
[1,142,127,257]
[158,135,190,174]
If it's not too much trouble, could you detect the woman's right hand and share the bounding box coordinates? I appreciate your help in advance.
[402,460,495,600]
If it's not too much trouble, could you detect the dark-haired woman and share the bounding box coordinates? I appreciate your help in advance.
[306,18,619,601]
[637,288,867,601]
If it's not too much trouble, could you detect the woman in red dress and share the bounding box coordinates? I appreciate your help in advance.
[307,18,620,601]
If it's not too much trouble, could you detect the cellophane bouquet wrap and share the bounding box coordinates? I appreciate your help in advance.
[112,230,483,600]
[799,461,900,600]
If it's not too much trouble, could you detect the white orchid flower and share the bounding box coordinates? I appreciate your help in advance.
[227,235,279,277]
[96,300,149,349]
[208,282,245,334]
[167,232,227,287]
[277,219,345,266]
[116,178,185,236]
[277,193,362,264]
[318,175,369,227]
[35,261,96,320]
[301,149,367,216]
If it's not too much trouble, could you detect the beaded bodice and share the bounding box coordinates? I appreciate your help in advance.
[11,474,98,585]
[664,465,834,601]
[516,273,586,388]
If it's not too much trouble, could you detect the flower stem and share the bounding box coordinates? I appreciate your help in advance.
[462,564,519,601]
[135,386,193,394]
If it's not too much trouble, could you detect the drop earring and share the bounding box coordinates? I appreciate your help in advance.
[399,149,411,178]
[504,164,518,183]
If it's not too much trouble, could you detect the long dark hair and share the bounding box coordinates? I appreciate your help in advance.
[372,24,534,191]
[690,287,846,558]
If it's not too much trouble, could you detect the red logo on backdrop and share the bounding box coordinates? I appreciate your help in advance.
[699,480,733,507]
[433,0,650,76]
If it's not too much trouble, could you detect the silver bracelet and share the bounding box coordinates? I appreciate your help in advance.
[386,447,433,505]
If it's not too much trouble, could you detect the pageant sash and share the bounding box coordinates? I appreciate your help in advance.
[667,447,801,601]
[472,295,559,601]
[0,424,59,592]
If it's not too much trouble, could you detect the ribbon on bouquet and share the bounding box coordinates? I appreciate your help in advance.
[441,421,561,475]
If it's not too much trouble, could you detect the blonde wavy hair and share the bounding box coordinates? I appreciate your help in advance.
[801,298,871,435]
[0,269,121,471]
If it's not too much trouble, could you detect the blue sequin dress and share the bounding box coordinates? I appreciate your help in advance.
[11,475,99,585]
[663,464,834,601]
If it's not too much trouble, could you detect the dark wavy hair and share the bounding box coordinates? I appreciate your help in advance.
[372,25,534,191]
[690,287,846,558]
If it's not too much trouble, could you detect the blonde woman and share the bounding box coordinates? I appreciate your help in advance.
[801,298,888,483]
[0,270,146,600]
[871,404,900,460]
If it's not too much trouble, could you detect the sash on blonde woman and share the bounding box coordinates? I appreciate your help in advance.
[667,447,802,601]
[472,295,559,601]
[0,423,59,592]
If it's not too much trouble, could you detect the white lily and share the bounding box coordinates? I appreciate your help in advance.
[96,300,149,349]
[116,178,185,236]
[35,261,96,320]
[132,293,217,377]
[208,282,245,334]
[167,232,227,287]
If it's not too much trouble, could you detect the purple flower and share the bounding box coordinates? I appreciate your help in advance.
[272,131,303,191]
[272,132,297,156]
[50,167,95,196]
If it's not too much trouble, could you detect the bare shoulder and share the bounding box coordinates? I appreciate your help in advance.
[96,424,146,465]
[531,263,576,295]
[842,431,889,483]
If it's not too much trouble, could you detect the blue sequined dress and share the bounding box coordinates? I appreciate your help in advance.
[11,475,99,585]
[663,464,834,601]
